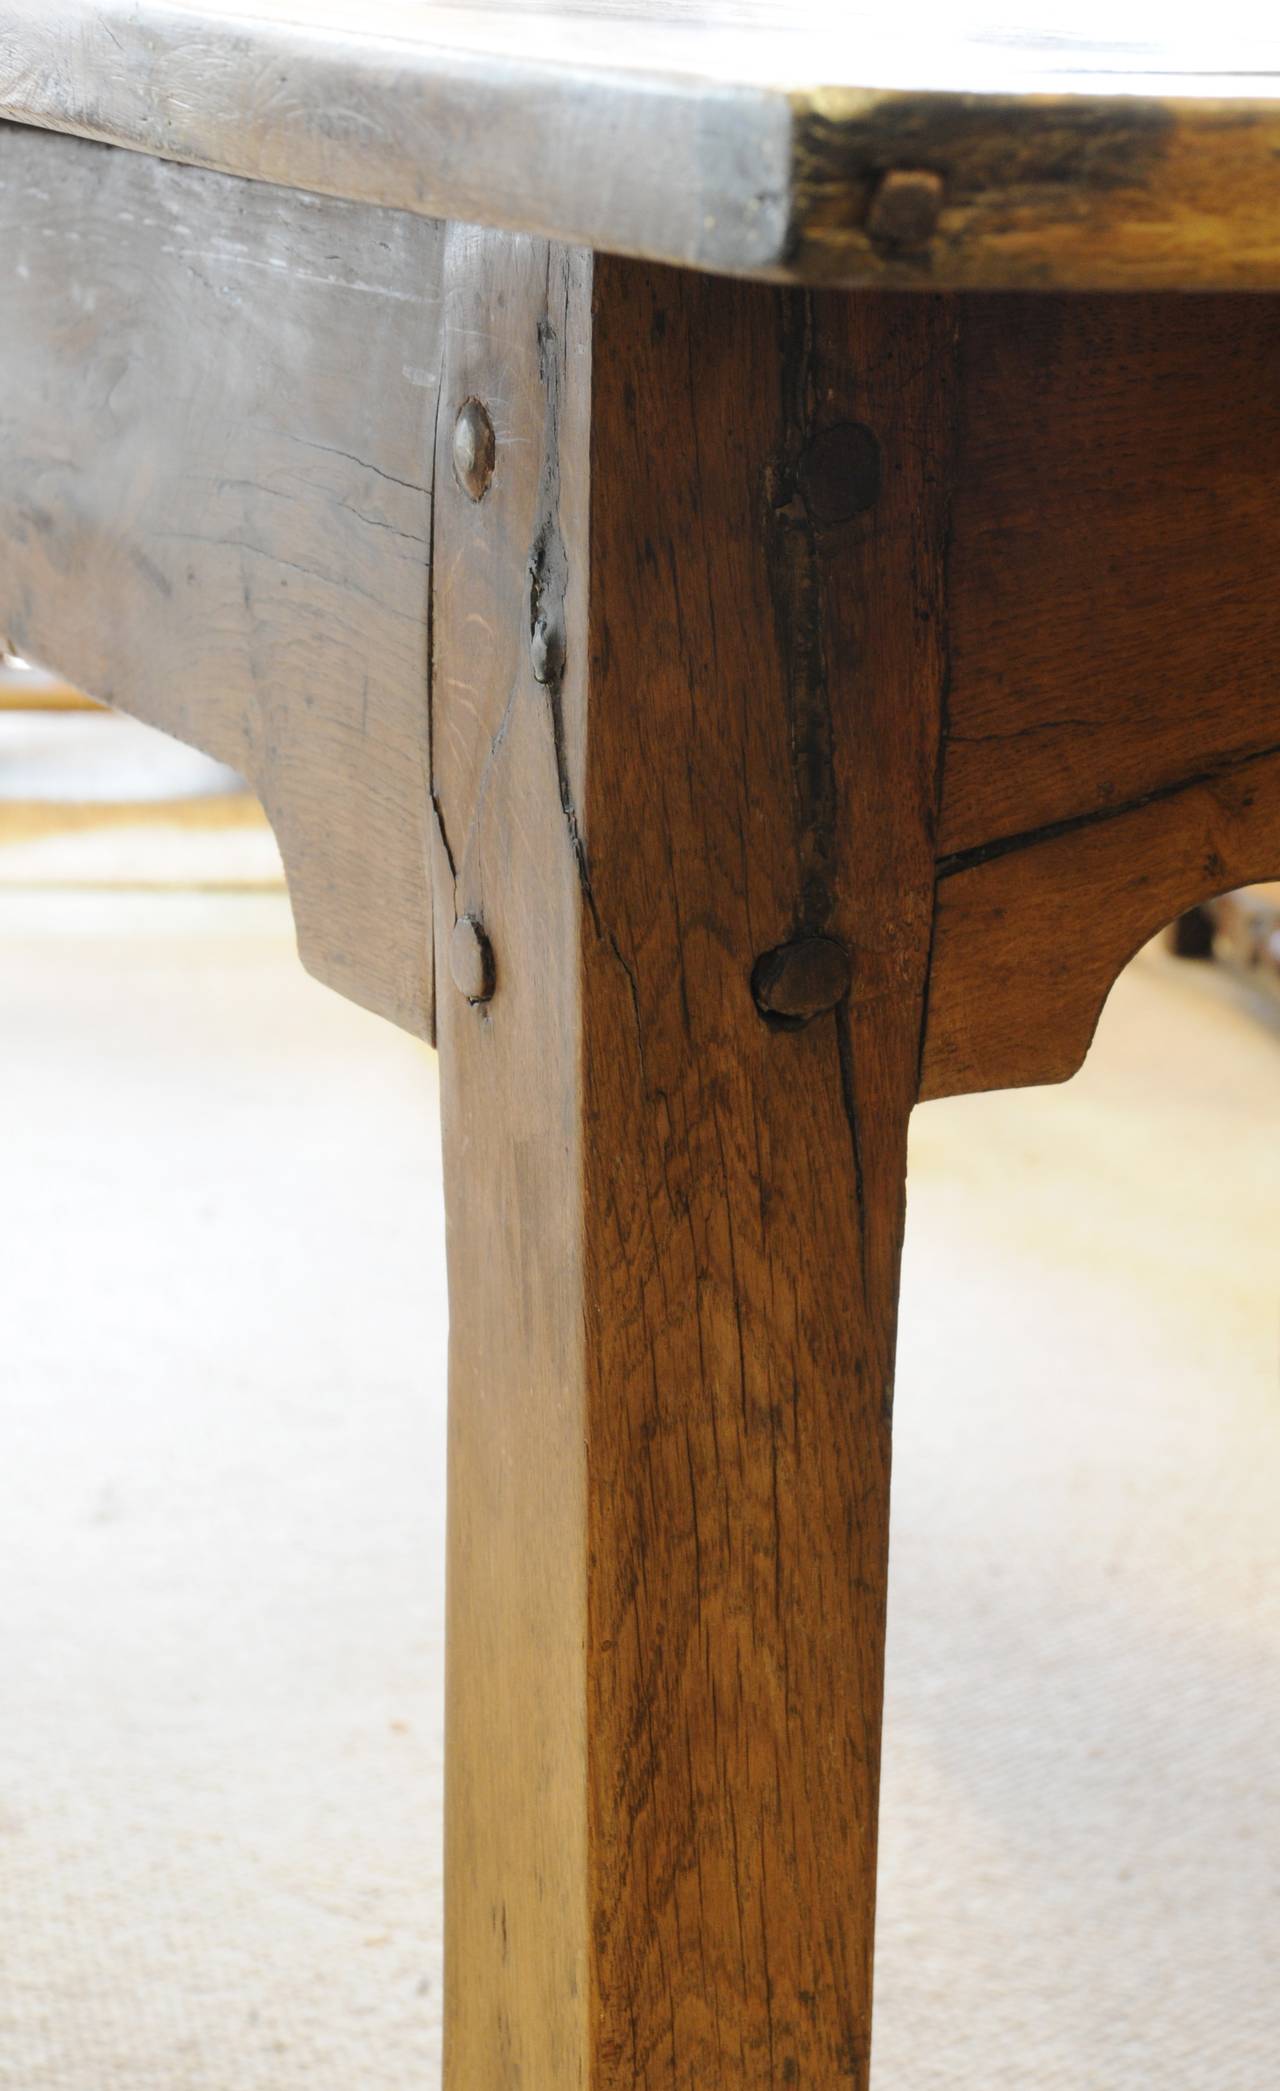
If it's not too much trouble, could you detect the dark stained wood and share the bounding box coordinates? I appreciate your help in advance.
[7,6,1280,289]
[921,291,1280,1099]
[752,933,853,1025]
[921,752,1280,1098]
[789,92,1280,291]
[0,123,442,1038]
[940,296,1280,862]
[582,261,954,2091]
[431,234,955,2089]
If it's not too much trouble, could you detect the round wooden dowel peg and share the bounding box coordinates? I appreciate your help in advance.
[752,935,852,1027]
[529,608,566,686]
[450,914,496,1003]
[866,167,944,252]
[796,422,881,524]
[453,397,495,501]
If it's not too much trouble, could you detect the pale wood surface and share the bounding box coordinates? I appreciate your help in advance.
[0,122,442,1036]
[430,224,594,2091]
[20,2,1280,95]
[12,2,1280,104]
[5,4,1280,286]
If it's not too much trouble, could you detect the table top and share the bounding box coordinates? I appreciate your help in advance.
[4,4,1280,287]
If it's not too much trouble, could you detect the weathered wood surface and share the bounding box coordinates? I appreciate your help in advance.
[0,122,442,1036]
[431,234,953,2088]
[921,293,1280,1098]
[5,5,1280,288]
[430,224,595,2091]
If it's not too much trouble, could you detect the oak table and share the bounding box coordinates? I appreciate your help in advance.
[3,10,1279,2086]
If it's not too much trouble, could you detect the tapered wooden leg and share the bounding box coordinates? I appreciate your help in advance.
[431,236,954,2089]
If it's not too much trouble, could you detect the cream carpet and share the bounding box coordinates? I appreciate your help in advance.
[1,888,1276,2089]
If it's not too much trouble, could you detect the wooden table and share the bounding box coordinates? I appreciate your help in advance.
[3,9,1278,2085]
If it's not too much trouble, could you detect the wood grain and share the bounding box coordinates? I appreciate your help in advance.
[7,7,1280,288]
[921,291,1280,1098]
[430,224,595,2091]
[922,753,1280,1098]
[790,97,1280,291]
[8,116,1280,2083]
[431,232,954,2089]
[583,261,954,2091]
[0,123,442,1036]
[941,296,1280,860]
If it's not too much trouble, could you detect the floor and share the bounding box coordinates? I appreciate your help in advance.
[1,856,1277,2085]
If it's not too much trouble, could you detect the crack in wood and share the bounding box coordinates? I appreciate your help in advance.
[425,331,449,1033]
[763,290,840,937]
[936,734,1280,879]
[430,788,459,890]
[914,320,962,1098]
[833,998,871,1303]
[529,250,597,924]
[530,248,648,1077]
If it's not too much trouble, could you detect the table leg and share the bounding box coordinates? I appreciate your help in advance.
[431,237,954,2089]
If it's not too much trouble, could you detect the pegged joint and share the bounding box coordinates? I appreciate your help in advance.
[752,935,852,1028]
